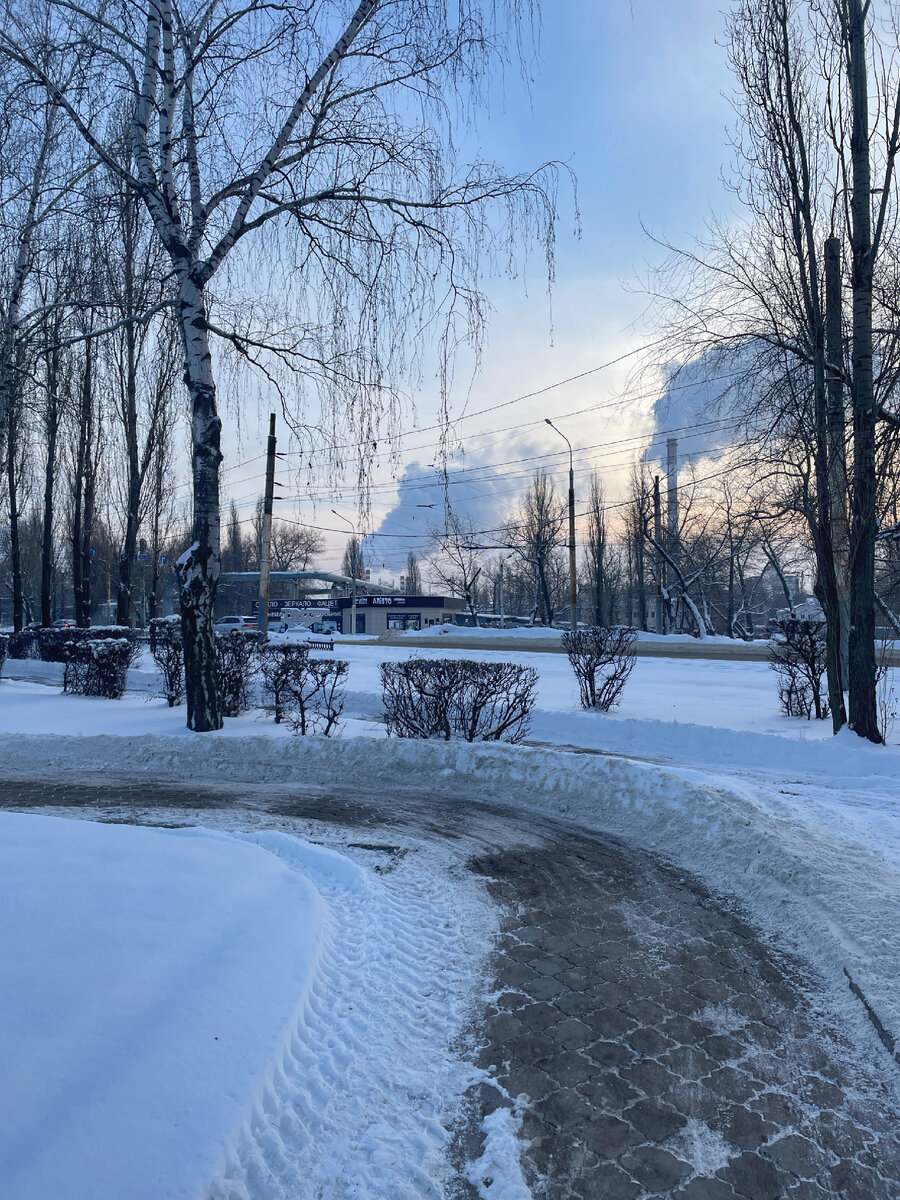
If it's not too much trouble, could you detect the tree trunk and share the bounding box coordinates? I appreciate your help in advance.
[846,0,882,742]
[40,362,59,627]
[176,272,222,732]
[6,405,23,632]
[825,236,851,683]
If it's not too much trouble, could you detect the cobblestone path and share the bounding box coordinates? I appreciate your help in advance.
[2,773,898,1199]
[455,840,900,1200]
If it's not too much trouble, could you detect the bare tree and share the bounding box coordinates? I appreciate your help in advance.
[584,472,610,626]
[2,0,560,730]
[505,470,567,627]
[341,534,366,581]
[428,512,483,623]
[404,551,422,595]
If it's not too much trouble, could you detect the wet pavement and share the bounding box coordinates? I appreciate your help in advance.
[1,772,898,1199]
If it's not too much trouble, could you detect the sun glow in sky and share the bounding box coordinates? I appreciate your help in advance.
[219,0,738,574]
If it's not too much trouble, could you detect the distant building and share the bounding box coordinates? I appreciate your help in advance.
[335,594,463,635]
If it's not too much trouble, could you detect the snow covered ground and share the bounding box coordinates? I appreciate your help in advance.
[0,811,496,1200]
[1,639,899,1195]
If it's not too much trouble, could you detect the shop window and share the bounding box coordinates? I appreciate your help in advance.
[355,613,366,634]
[387,613,421,630]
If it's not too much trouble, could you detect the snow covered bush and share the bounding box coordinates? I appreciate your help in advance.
[380,658,537,743]
[214,629,260,718]
[150,617,185,708]
[6,631,38,660]
[259,643,310,724]
[37,626,141,666]
[63,639,131,699]
[0,633,7,678]
[562,626,638,711]
[285,659,348,737]
[769,619,830,720]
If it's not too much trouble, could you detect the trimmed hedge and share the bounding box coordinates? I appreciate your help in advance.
[380,657,537,743]
[63,639,132,699]
[34,626,142,665]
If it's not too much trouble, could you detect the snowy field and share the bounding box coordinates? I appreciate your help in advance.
[2,639,899,1196]
[0,810,496,1200]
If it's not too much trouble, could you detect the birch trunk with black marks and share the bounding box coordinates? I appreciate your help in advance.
[176,270,222,732]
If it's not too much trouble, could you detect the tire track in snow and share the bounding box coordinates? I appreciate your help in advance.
[207,837,496,1200]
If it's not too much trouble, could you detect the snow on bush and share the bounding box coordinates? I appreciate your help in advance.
[768,619,830,720]
[562,625,637,711]
[380,658,537,743]
[0,632,6,678]
[63,639,132,699]
[149,616,185,708]
[37,626,141,666]
[6,630,38,659]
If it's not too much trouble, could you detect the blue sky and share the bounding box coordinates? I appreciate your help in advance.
[223,0,739,574]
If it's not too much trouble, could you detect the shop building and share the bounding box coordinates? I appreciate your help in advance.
[335,594,464,635]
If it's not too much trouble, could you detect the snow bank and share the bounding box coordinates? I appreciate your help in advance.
[0,813,328,1200]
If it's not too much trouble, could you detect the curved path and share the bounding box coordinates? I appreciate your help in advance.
[2,772,898,1199]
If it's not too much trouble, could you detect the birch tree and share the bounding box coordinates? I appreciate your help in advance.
[2,0,559,729]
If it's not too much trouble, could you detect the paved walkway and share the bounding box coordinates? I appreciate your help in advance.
[2,773,898,1199]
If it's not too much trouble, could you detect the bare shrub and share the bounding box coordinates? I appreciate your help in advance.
[562,626,638,711]
[215,629,260,717]
[285,658,348,736]
[380,658,538,743]
[877,639,897,743]
[259,643,310,724]
[380,658,459,739]
[150,617,185,708]
[769,619,830,720]
[63,639,131,699]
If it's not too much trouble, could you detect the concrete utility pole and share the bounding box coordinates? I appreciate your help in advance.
[545,418,578,629]
[653,474,665,635]
[332,510,358,635]
[666,438,679,551]
[257,413,277,639]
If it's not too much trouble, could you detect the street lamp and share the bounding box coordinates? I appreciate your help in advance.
[332,509,358,637]
[545,418,578,630]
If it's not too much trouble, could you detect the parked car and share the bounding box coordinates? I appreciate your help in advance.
[52,618,78,629]
[214,614,288,633]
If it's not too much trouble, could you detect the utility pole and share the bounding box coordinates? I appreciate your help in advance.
[545,418,578,629]
[332,509,359,635]
[257,413,277,639]
[499,558,505,628]
[653,475,665,635]
[666,438,679,551]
